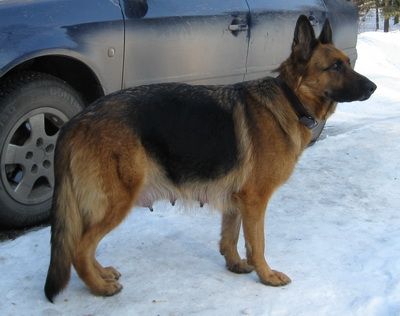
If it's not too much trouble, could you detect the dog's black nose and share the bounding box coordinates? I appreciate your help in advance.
[360,80,377,101]
[367,81,377,94]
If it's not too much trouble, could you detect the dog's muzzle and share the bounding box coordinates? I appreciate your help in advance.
[359,80,377,101]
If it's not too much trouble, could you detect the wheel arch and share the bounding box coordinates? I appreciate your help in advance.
[1,52,105,105]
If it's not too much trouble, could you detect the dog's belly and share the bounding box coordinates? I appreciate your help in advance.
[132,166,242,212]
[135,184,209,209]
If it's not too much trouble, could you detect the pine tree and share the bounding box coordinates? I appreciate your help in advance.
[382,0,400,31]
[356,0,380,30]
[356,0,400,32]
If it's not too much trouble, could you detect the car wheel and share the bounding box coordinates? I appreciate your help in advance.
[0,72,84,227]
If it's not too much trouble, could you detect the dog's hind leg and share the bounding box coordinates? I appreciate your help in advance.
[219,209,254,273]
[73,175,143,296]
[72,140,146,296]
[73,221,125,296]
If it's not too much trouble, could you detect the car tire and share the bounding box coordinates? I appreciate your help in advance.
[0,72,84,228]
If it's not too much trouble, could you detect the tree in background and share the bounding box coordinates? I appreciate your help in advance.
[356,0,400,31]
[382,0,400,31]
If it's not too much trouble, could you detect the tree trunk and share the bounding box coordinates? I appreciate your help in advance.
[395,15,399,25]
[384,0,390,32]
[375,0,380,30]
[384,17,390,32]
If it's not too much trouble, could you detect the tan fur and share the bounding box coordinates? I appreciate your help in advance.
[45,18,373,300]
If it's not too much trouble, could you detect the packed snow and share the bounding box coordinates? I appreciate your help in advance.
[1,31,400,316]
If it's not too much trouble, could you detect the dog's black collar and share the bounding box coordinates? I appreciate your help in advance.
[276,78,318,129]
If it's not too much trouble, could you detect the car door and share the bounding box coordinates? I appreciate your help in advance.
[323,0,358,67]
[120,0,250,87]
[245,0,328,81]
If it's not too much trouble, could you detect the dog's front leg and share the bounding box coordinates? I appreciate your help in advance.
[238,192,291,286]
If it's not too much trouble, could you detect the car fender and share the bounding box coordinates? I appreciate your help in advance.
[0,0,125,94]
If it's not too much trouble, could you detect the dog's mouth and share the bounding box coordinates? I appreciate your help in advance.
[324,90,349,102]
[358,94,371,101]
[324,83,377,103]
[358,88,377,101]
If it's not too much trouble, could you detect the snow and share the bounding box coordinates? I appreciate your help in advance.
[1,32,400,316]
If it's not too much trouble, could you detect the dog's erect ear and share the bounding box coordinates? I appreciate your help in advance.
[292,15,317,62]
[319,19,333,44]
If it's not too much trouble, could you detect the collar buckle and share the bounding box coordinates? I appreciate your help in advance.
[299,116,318,129]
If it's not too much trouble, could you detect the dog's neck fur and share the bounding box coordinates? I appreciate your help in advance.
[278,60,337,122]
[276,77,318,129]
[241,78,311,152]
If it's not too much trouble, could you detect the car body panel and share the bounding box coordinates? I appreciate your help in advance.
[0,0,124,94]
[244,0,357,81]
[324,0,359,66]
[121,0,250,87]
[0,0,359,91]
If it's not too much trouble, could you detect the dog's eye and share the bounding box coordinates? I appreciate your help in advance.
[329,61,343,72]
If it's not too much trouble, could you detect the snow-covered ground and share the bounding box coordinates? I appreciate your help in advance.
[1,32,400,316]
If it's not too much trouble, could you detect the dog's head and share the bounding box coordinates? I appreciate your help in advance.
[282,15,376,103]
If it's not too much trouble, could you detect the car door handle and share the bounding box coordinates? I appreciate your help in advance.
[228,23,248,32]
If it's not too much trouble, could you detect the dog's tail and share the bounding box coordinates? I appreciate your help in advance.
[44,151,83,303]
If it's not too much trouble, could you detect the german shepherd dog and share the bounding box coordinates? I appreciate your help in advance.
[44,16,376,302]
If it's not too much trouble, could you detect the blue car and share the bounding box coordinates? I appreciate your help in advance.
[0,0,358,227]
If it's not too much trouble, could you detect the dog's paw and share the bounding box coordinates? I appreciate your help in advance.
[259,270,291,286]
[101,266,121,280]
[103,280,123,296]
[227,259,254,274]
[90,279,123,297]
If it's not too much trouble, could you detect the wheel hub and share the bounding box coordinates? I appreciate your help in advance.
[1,107,68,205]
